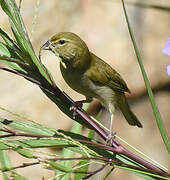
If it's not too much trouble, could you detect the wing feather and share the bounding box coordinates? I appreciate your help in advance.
[87,53,130,93]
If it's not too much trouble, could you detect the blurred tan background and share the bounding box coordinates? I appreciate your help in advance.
[0,0,170,179]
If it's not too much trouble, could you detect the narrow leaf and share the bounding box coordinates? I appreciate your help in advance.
[0,118,55,136]
[48,161,72,173]
[15,149,35,159]
[0,124,12,172]
[121,0,170,154]
[57,122,83,180]
[0,151,12,170]
[0,28,22,59]
[0,41,27,71]
[0,0,53,83]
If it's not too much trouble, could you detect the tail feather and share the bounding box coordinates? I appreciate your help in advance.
[117,93,143,128]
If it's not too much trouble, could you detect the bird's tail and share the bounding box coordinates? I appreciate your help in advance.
[117,93,143,128]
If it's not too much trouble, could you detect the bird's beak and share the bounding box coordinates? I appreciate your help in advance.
[42,40,51,50]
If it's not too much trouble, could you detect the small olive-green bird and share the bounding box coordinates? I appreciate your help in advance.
[42,32,142,132]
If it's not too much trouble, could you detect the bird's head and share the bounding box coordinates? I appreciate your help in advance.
[42,32,91,69]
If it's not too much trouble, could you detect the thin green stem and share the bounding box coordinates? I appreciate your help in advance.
[121,0,170,153]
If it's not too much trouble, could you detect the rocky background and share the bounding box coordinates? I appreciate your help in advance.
[0,0,169,179]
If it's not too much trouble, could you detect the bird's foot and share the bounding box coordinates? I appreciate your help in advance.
[70,101,84,119]
[106,131,116,146]
[74,100,84,108]
[70,106,77,119]
[70,106,79,119]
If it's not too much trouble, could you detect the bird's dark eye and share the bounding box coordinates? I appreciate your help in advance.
[59,40,66,45]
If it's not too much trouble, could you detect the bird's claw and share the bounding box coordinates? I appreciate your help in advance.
[106,131,116,146]
[70,106,78,119]
[70,101,83,119]
[74,101,84,108]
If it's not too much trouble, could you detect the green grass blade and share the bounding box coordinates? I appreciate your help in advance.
[127,1,170,12]
[0,27,23,57]
[0,139,71,150]
[0,151,12,171]
[114,165,169,180]
[48,161,72,173]
[74,105,101,180]
[1,0,34,63]
[0,0,54,83]
[57,122,83,180]
[2,173,10,180]
[15,149,35,159]
[0,41,28,72]
[0,124,13,176]
[0,118,55,136]
[0,41,15,57]
[121,0,170,154]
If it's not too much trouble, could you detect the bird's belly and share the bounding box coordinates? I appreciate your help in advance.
[87,81,116,108]
[60,65,116,110]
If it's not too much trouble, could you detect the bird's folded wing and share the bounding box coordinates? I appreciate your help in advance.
[87,58,130,93]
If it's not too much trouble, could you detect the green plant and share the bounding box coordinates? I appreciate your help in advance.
[0,0,169,179]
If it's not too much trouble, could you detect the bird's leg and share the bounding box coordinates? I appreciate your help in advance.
[70,97,92,118]
[110,111,116,136]
[110,111,114,134]
[106,109,116,145]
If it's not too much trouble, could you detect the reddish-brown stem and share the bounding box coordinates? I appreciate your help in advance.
[74,110,167,176]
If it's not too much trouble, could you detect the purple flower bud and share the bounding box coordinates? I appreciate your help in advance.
[162,38,170,56]
[167,65,170,76]
[162,38,170,76]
